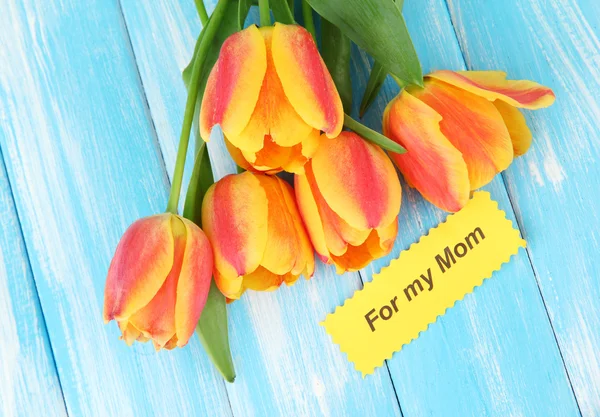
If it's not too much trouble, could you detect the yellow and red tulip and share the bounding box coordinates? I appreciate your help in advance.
[103,214,213,350]
[200,23,344,174]
[202,172,314,300]
[383,70,555,212]
[295,132,402,273]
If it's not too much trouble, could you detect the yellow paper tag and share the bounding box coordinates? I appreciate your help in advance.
[321,192,526,376]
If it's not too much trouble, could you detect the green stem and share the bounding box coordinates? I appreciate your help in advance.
[194,0,209,26]
[343,113,406,154]
[301,0,316,40]
[259,0,271,26]
[165,0,231,214]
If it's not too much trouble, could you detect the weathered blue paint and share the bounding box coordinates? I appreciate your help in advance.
[447,0,600,414]
[0,0,597,415]
[0,1,230,416]
[0,149,67,417]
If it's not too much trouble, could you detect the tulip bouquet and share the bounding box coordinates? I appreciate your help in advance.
[103,0,554,382]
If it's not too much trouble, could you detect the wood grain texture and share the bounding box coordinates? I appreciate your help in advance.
[119,2,402,416]
[0,152,67,417]
[0,1,231,416]
[446,0,600,414]
[0,0,596,415]
[354,0,582,416]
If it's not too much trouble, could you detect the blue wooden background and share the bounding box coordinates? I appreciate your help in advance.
[0,0,598,415]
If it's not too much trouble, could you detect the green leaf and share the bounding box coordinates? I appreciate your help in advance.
[343,113,405,154]
[183,143,235,383]
[359,60,386,117]
[305,0,422,86]
[183,143,214,225]
[321,17,352,113]
[358,1,404,117]
[271,0,296,24]
[196,281,236,383]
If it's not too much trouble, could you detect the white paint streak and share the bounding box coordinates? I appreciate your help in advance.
[0,253,20,417]
[566,308,600,415]
[543,152,566,191]
[0,185,67,417]
[528,160,545,187]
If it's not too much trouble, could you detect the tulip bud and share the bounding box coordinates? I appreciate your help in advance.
[103,214,213,350]
[383,70,555,212]
[200,23,343,174]
[295,132,402,273]
[202,172,314,300]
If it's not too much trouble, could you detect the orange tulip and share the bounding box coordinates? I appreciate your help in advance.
[295,132,402,273]
[383,70,555,212]
[200,23,343,174]
[103,214,213,350]
[202,172,314,300]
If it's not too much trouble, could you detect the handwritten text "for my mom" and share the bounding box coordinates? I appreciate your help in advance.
[365,227,486,332]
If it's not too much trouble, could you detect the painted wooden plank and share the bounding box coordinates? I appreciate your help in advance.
[353,0,582,416]
[0,1,232,416]
[0,152,67,417]
[119,2,402,416]
[445,0,600,414]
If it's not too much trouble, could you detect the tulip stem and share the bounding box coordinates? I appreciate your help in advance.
[166,0,231,214]
[301,1,316,41]
[343,113,406,154]
[194,0,209,26]
[259,0,271,26]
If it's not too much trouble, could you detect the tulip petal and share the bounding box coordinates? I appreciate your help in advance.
[272,23,343,136]
[242,137,293,173]
[311,132,402,230]
[374,219,398,255]
[104,215,174,322]
[214,269,244,300]
[202,172,269,280]
[175,217,213,347]
[128,217,186,348]
[494,100,533,157]
[295,173,330,260]
[280,129,322,174]
[255,175,299,276]
[243,266,284,291]
[276,177,315,277]
[303,166,353,257]
[227,27,313,154]
[281,144,308,175]
[164,335,179,350]
[330,231,378,273]
[330,220,398,274]
[262,28,314,147]
[428,70,555,110]
[301,128,322,158]
[224,137,254,172]
[200,25,267,140]
[411,79,514,190]
[118,321,141,346]
[383,91,470,212]
[282,272,299,286]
